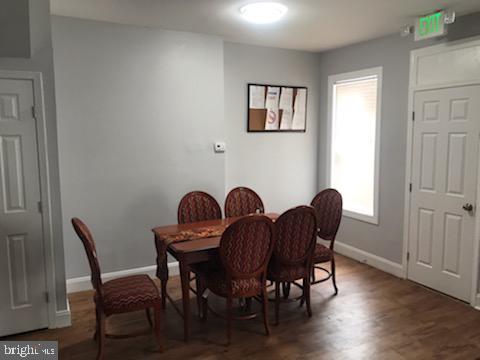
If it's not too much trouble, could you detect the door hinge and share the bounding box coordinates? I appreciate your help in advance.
[37,201,42,213]
[412,111,415,121]
[409,183,412,192]
[45,291,49,303]
[406,252,410,261]
[31,106,36,119]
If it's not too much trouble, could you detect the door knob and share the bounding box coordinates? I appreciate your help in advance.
[462,203,473,212]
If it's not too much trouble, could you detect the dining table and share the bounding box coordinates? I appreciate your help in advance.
[152,213,278,342]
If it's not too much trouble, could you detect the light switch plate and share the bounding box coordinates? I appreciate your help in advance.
[214,142,226,153]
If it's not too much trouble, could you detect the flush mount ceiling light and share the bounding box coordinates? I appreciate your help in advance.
[240,2,288,24]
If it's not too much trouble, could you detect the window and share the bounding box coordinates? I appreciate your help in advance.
[328,67,382,224]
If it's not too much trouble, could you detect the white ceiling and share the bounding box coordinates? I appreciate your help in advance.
[50,0,480,52]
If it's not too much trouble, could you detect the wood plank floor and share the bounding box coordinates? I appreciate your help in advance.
[7,255,480,359]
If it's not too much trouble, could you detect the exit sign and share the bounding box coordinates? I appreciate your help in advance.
[415,11,446,41]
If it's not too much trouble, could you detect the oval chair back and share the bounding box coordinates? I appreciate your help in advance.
[219,215,276,281]
[177,191,222,224]
[273,205,317,268]
[224,187,264,218]
[269,206,317,324]
[71,218,103,297]
[310,189,343,249]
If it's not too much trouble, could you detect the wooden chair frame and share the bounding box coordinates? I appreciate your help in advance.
[310,189,343,294]
[197,215,276,344]
[177,190,223,304]
[268,206,317,324]
[72,218,162,359]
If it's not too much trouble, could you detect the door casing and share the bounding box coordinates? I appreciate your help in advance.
[403,36,480,308]
[0,70,60,327]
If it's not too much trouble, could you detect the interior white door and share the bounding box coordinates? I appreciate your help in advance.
[408,85,480,302]
[0,78,48,336]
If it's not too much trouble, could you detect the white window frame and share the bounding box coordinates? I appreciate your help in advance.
[326,66,382,225]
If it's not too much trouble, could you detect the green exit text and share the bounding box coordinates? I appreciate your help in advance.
[417,11,444,39]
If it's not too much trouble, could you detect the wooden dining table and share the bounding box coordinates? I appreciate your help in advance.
[152,213,278,342]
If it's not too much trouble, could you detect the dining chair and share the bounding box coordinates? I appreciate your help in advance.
[178,191,222,224]
[224,187,264,218]
[72,218,162,360]
[177,191,222,312]
[194,215,276,344]
[310,188,343,294]
[267,206,317,324]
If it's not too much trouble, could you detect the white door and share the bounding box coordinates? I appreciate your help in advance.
[408,85,480,302]
[0,78,48,336]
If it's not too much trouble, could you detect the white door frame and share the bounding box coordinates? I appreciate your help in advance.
[402,35,480,308]
[0,70,60,327]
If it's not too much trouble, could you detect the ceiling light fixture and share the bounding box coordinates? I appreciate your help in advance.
[239,2,288,24]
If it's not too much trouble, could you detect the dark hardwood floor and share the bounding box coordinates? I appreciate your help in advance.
[7,255,480,359]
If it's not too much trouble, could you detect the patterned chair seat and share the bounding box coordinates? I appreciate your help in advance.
[314,243,333,263]
[194,263,261,297]
[101,275,160,315]
[267,264,308,282]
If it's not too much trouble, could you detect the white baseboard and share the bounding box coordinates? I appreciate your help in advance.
[66,262,179,293]
[335,241,403,278]
[53,301,71,328]
[474,294,480,310]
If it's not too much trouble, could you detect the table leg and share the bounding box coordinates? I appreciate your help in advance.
[160,279,167,309]
[179,260,190,342]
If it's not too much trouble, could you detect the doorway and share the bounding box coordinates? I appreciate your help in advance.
[0,77,49,336]
[404,36,480,305]
[408,85,480,302]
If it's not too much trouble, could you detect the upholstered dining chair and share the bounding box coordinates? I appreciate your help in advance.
[224,187,264,218]
[194,215,276,344]
[177,191,223,310]
[72,218,162,360]
[267,206,317,324]
[310,188,343,294]
[178,191,222,224]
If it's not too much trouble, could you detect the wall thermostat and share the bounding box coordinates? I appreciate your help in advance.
[214,142,226,153]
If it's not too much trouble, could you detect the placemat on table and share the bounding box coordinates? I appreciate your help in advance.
[162,225,225,244]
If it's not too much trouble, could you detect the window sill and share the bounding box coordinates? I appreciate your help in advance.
[342,209,379,226]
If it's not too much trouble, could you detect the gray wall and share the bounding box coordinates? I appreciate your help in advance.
[52,10,480,283]
[51,16,225,279]
[318,12,480,264]
[224,42,320,213]
[0,0,67,312]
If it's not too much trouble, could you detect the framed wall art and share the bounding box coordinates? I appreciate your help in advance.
[247,83,307,132]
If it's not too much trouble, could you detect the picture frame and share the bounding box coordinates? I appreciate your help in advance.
[247,83,307,132]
